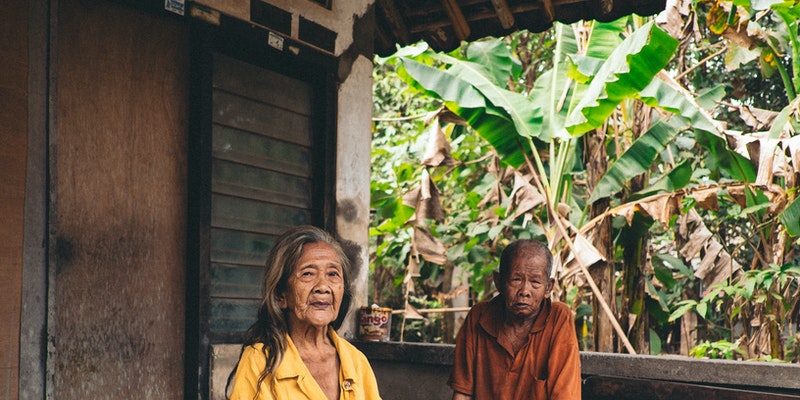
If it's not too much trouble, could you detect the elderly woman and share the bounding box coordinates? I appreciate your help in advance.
[228,225,381,400]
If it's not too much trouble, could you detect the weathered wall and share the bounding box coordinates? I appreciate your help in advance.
[53,0,188,397]
[335,53,374,339]
[192,0,373,56]
[0,0,28,398]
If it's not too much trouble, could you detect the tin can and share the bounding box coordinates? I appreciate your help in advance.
[357,305,392,341]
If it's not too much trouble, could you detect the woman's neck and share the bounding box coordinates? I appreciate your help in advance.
[289,323,332,349]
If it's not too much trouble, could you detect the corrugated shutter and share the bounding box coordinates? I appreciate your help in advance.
[208,54,314,338]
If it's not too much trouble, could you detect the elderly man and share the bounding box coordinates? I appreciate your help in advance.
[448,239,581,400]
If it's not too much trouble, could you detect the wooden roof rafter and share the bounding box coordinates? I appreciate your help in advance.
[374,0,667,56]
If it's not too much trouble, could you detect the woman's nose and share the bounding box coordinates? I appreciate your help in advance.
[313,281,331,293]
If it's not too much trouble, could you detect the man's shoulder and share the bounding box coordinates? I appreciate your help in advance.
[468,295,501,316]
[547,300,575,324]
[550,300,571,313]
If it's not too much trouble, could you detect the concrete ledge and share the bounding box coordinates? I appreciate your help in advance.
[354,341,800,395]
[581,352,800,391]
[211,342,800,400]
[354,341,454,365]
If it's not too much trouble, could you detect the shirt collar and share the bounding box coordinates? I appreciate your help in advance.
[274,327,357,386]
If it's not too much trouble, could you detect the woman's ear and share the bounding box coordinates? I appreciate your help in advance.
[277,293,287,309]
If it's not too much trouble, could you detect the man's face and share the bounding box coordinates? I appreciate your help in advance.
[495,253,554,322]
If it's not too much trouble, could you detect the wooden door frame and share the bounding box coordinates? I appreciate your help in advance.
[185,15,338,399]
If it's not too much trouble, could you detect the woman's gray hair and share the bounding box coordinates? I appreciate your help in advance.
[228,225,353,399]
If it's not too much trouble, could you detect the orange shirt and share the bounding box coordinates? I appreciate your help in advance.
[448,297,581,400]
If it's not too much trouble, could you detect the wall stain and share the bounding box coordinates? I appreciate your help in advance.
[337,198,359,223]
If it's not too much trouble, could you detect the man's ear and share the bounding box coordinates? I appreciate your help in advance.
[493,271,502,292]
[546,278,555,296]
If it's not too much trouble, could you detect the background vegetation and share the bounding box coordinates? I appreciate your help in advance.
[370,0,800,361]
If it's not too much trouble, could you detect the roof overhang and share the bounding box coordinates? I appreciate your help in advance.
[374,0,668,56]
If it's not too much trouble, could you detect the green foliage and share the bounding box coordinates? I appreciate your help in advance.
[690,340,746,360]
[565,22,679,135]
[371,1,800,361]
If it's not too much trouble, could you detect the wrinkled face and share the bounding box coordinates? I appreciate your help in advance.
[279,242,345,330]
[495,254,554,322]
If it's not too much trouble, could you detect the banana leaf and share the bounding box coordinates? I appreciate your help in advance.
[465,38,521,86]
[694,129,757,182]
[398,52,543,167]
[778,196,800,236]
[566,21,679,135]
[589,118,688,203]
[630,160,694,200]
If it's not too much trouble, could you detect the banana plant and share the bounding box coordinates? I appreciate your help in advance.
[387,18,684,353]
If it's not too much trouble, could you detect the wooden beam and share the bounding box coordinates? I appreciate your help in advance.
[439,0,470,41]
[376,0,410,45]
[542,0,555,24]
[599,0,614,15]
[490,0,515,29]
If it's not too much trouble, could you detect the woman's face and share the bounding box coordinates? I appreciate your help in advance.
[280,242,345,330]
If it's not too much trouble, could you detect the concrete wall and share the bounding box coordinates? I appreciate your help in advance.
[192,0,373,57]
[354,342,800,400]
[210,341,800,399]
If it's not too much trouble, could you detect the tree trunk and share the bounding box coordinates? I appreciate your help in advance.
[583,130,617,352]
[441,261,455,343]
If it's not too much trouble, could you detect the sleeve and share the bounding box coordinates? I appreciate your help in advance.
[229,346,274,400]
[546,305,582,400]
[448,307,477,397]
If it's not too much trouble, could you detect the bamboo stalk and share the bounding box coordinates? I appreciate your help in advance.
[522,141,637,354]
[392,307,472,314]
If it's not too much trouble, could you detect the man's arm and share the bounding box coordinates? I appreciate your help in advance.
[452,391,471,400]
[548,303,582,400]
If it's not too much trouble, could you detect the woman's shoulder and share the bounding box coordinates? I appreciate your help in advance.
[238,342,271,366]
[243,342,267,354]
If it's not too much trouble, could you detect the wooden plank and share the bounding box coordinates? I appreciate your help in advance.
[583,376,800,400]
[0,2,26,390]
[20,0,48,396]
[211,193,310,235]
[212,90,312,147]
[210,228,276,266]
[213,53,312,115]
[210,263,262,299]
[209,297,260,332]
[212,124,311,176]
[54,1,189,398]
[212,159,312,207]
